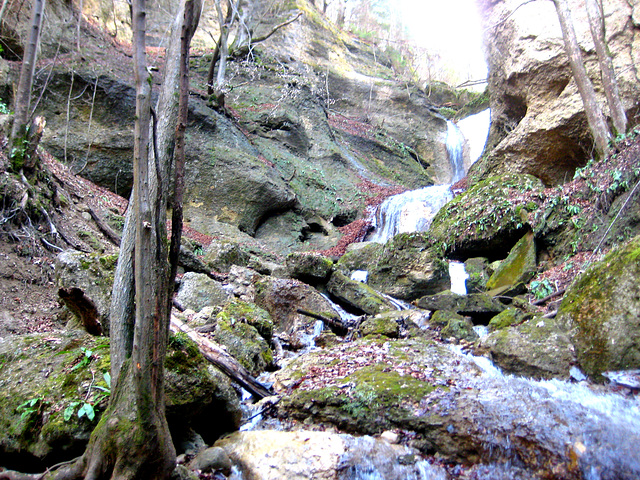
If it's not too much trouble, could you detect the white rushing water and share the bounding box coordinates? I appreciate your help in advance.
[457,109,491,164]
[368,113,490,244]
[448,261,469,295]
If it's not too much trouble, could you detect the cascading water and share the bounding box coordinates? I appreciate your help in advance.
[446,120,466,183]
[367,113,489,245]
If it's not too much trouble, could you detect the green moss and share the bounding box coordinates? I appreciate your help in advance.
[488,308,525,332]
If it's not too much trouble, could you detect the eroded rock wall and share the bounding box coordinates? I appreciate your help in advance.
[475,0,640,185]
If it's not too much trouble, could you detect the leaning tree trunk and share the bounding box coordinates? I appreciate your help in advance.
[552,0,611,159]
[584,0,627,136]
[9,0,46,167]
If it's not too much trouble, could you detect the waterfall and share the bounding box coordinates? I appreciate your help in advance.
[458,108,491,164]
[367,110,490,244]
[367,184,453,243]
[446,120,466,183]
[448,261,469,295]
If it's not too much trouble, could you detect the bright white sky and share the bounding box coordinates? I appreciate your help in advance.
[396,0,487,83]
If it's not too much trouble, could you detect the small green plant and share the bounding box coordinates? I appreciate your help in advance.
[0,100,11,115]
[63,371,111,422]
[17,397,45,420]
[530,279,553,300]
[71,347,94,371]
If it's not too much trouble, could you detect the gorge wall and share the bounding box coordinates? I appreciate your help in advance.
[475,0,640,185]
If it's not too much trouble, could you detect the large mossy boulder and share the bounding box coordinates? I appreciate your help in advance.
[326,270,397,315]
[556,235,640,379]
[430,174,543,259]
[485,231,537,293]
[479,316,575,379]
[366,233,449,301]
[285,252,334,283]
[0,331,240,468]
[416,292,506,323]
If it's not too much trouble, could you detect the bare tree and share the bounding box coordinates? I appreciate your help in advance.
[0,1,203,479]
[552,0,611,159]
[9,0,46,169]
[584,0,627,136]
[206,0,301,103]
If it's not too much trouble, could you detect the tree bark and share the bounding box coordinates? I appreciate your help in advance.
[10,0,46,162]
[552,0,611,159]
[584,0,627,136]
[169,0,201,292]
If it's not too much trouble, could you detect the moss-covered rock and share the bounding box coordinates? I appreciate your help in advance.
[0,331,242,467]
[416,292,506,323]
[367,233,449,301]
[326,270,397,315]
[440,315,478,342]
[479,316,575,379]
[210,315,274,376]
[360,315,399,339]
[556,235,640,380]
[216,300,274,341]
[486,231,537,292]
[430,174,543,259]
[488,308,527,332]
[285,252,333,283]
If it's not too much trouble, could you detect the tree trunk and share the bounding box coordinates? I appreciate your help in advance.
[552,0,611,159]
[584,0,627,135]
[169,0,202,295]
[44,2,202,479]
[9,0,46,165]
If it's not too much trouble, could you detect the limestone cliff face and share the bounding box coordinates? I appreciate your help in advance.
[475,0,640,185]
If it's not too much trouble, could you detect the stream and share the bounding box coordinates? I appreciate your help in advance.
[227,109,640,479]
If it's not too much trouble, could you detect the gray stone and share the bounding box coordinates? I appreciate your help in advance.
[175,272,231,312]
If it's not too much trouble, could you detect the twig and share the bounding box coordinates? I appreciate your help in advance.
[532,288,566,306]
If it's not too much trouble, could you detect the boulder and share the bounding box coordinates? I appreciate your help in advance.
[488,307,528,332]
[273,337,640,478]
[175,272,231,312]
[430,174,543,259]
[285,252,334,283]
[366,233,449,301]
[203,241,251,273]
[556,235,640,379]
[187,446,232,475]
[485,231,537,292]
[475,0,640,185]
[416,292,506,323]
[253,276,340,347]
[326,270,397,315]
[360,316,400,339]
[215,431,448,480]
[55,250,118,333]
[440,315,478,343]
[479,316,575,379]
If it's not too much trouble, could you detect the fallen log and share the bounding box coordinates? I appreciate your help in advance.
[296,308,348,336]
[170,315,272,399]
[88,207,121,246]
